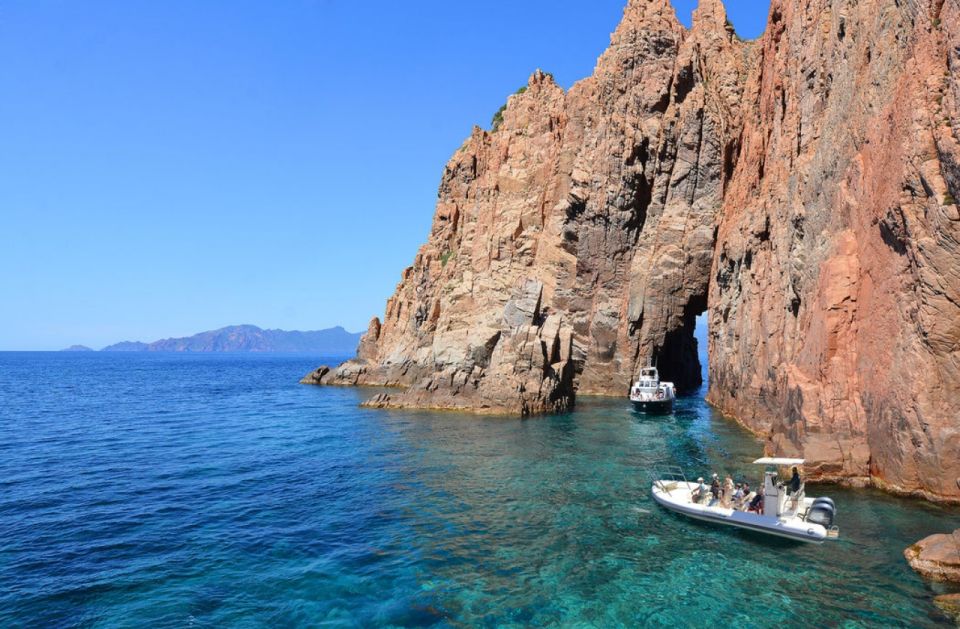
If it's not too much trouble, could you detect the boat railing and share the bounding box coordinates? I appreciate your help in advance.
[651,466,688,496]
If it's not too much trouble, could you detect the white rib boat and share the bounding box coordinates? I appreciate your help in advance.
[651,458,839,544]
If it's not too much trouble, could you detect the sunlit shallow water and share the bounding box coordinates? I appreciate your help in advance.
[1,352,958,627]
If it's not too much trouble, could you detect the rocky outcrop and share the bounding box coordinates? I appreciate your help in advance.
[306,0,960,500]
[905,529,960,582]
[309,0,750,415]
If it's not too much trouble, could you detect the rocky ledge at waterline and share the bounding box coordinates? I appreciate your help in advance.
[905,529,960,623]
[304,0,960,503]
[905,529,960,583]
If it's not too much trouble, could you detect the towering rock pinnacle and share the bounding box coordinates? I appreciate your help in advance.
[307,0,960,502]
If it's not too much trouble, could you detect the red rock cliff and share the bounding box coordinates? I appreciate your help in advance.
[708,0,960,503]
[306,0,960,502]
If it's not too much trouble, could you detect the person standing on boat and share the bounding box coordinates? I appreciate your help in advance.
[721,476,735,507]
[788,467,802,494]
[709,474,721,506]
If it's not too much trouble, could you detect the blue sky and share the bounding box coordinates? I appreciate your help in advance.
[0,1,770,350]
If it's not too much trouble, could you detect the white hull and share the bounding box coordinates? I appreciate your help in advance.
[630,368,675,412]
[651,480,828,544]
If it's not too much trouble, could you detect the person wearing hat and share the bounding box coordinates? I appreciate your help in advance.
[692,477,708,503]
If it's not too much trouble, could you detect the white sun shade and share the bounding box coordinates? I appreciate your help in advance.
[752,457,805,466]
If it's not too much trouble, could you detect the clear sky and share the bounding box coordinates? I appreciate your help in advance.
[0,1,770,350]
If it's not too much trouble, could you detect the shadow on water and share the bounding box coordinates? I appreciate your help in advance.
[658,508,811,550]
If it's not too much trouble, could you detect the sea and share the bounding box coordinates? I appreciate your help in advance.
[1,351,959,627]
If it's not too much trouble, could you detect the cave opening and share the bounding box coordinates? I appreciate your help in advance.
[654,296,708,395]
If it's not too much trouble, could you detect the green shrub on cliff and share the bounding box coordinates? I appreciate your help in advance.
[491,104,507,131]
[944,192,957,206]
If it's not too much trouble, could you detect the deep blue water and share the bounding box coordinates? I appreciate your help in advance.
[1,352,959,627]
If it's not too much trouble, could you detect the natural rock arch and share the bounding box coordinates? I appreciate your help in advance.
[305,0,960,504]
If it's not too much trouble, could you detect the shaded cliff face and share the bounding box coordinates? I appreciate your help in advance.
[310,0,960,501]
[708,0,960,502]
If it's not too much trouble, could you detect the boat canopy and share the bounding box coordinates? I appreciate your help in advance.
[752,457,805,466]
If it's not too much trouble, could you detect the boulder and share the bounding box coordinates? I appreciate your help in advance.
[299,365,331,385]
[904,530,960,582]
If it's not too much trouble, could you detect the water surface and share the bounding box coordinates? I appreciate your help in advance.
[1,352,958,627]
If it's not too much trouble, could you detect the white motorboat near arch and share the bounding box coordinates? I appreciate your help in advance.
[651,458,839,544]
[630,366,675,413]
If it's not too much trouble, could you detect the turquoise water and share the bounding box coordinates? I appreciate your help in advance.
[1,352,958,627]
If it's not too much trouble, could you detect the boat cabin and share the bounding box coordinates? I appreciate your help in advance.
[635,367,660,391]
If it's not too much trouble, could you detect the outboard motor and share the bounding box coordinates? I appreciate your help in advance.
[807,497,836,527]
[812,496,835,512]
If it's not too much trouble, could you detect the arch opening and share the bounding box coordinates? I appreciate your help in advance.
[655,293,708,395]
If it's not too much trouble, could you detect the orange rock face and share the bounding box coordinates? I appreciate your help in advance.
[307,0,960,502]
[708,0,960,502]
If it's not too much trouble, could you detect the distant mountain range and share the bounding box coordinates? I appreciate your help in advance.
[62,325,362,353]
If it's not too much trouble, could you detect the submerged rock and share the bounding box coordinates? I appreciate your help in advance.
[300,365,333,385]
[934,593,960,623]
[905,530,960,582]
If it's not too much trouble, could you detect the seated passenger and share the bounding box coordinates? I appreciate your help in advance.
[691,477,708,503]
[748,488,765,513]
[733,483,747,511]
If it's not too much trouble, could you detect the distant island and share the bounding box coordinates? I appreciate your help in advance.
[95,325,361,353]
[61,345,94,352]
